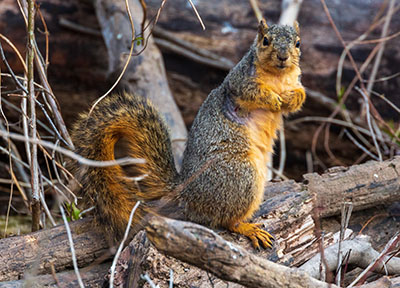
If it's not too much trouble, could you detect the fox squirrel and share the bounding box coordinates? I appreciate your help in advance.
[71,20,306,249]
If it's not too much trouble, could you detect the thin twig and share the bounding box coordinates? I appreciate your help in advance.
[0,122,30,193]
[335,3,400,98]
[363,72,400,83]
[59,203,85,288]
[0,178,42,187]
[355,29,400,44]
[0,42,28,94]
[277,124,286,178]
[109,201,141,288]
[154,38,233,71]
[49,262,61,288]
[51,140,77,203]
[35,2,50,69]
[371,90,400,114]
[366,0,395,97]
[36,96,69,146]
[248,0,263,22]
[267,164,289,181]
[336,202,352,286]
[288,116,375,138]
[186,0,206,30]
[27,0,41,232]
[59,18,102,37]
[313,0,399,168]
[356,86,383,161]
[124,0,168,58]
[152,0,168,31]
[39,170,56,226]
[334,40,384,152]
[358,214,387,236]
[0,129,145,167]
[320,0,397,138]
[0,145,69,201]
[0,73,52,98]
[0,34,27,72]
[0,80,30,212]
[33,48,74,148]
[89,0,136,116]
[344,130,380,161]
[140,274,159,288]
[21,88,31,168]
[363,0,395,155]
[138,0,147,36]
[0,96,55,135]
[4,170,14,237]
[323,123,345,166]
[19,0,73,148]
[348,233,400,287]
[169,269,173,288]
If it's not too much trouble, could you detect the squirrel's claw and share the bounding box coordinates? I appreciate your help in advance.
[228,222,274,249]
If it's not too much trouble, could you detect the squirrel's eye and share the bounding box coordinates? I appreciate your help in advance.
[263,37,269,46]
[295,40,300,48]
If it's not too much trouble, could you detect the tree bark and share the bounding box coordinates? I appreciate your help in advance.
[0,263,109,288]
[0,218,109,282]
[304,157,400,218]
[145,216,339,288]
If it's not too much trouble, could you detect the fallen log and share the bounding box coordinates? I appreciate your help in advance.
[0,263,109,288]
[145,216,338,288]
[0,218,109,282]
[304,157,400,218]
[0,157,399,282]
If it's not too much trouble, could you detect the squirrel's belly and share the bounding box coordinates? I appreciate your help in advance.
[243,110,282,220]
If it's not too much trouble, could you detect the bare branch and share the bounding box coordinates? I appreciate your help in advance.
[109,201,140,288]
[300,235,400,280]
[145,216,338,288]
[0,129,145,167]
[26,0,40,232]
[186,0,206,30]
[59,204,85,288]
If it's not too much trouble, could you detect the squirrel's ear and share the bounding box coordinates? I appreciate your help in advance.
[258,19,268,38]
[293,21,300,34]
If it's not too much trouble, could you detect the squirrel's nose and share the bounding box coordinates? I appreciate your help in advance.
[277,55,289,62]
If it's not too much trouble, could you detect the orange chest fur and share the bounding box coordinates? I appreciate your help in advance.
[256,66,301,95]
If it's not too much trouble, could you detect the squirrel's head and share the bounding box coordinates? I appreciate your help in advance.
[255,20,301,73]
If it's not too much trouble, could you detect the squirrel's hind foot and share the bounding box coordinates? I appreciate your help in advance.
[228,222,274,249]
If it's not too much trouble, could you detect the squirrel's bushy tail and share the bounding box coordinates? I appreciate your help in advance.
[71,93,178,241]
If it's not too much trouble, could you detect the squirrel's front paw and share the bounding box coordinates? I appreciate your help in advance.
[264,91,282,112]
[281,88,306,112]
